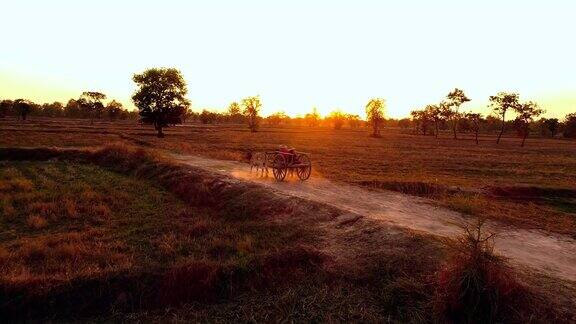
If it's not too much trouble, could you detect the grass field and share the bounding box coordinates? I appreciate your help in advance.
[0,139,573,321]
[2,117,575,236]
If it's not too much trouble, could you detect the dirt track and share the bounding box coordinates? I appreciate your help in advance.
[171,153,576,283]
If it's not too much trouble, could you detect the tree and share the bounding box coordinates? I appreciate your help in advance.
[563,113,576,138]
[539,118,559,138]
[41,102,63,117]
[106,100,123,121]
[327,110,346,130]
[304,107,321,127]
[446,88,471,139]
[80,91,107,124]
[267,111,288,126]
[13,99,32,121]
[242,96,261,132]
[425,104,443,138]
[365,98,386,137]
[0,100,13,118]
[132,68,190,138]
[410,109,432,135]
[514,101,544,147]
[489,92,520,144]
[226,101,243,123]
[347,114,361,128]
[465,112,482,145]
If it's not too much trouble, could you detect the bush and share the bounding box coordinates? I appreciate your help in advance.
[434,220,532,323]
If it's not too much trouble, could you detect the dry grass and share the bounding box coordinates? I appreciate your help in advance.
[2,117,575,236]
[0,144,572,321]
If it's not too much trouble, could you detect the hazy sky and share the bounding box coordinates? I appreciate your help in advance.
[1,0,575,118]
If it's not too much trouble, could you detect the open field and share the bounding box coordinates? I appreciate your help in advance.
[1,144,574,322]
[2,117,575,237]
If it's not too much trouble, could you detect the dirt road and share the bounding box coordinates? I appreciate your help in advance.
[171,153,576,282]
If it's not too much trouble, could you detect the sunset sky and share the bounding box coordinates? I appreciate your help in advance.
[1,0,575,118]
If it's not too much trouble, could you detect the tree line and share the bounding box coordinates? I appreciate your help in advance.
[409,89,576,145]
[0,93,138,122]
[3,67,575,142]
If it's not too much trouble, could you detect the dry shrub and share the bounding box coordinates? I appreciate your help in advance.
[157,233,179,257]
[434,220,532,323]
[26,215,48,229]
[159,260,222,305]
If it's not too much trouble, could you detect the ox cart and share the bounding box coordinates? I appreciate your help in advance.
[250,148,312,181]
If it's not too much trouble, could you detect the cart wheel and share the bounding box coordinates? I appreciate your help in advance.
[296,154,311,180]
[272,154,287,181]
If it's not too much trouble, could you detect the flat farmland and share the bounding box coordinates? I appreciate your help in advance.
[2,117,576,235]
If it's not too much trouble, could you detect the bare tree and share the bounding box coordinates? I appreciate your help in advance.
[365,98,386,137]
[489,92,520,144]
[514,101,544,147]
[242,96,261,132]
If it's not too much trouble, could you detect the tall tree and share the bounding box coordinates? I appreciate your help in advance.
[132,68,190,138]
[242,96,261,132]
[227,101,243,123]
[514,101,544,147]
[13,99,32,121]
[446,88,470,139]
[80,91,107,124]
[489,92,520,144]
[465,112,483,145]
[365,98,386,137]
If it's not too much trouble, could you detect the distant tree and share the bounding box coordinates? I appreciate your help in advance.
[226,101,243,123]
[106,100,123,121]
[267,111,288,126]
[425,104,443,138]
[514,101,544,147]
[365,98,386,137]
[489,92,520,144]
[398,118,411,130]
[40,102,63,117]
[563,113,576,138]
[539,118,560,138]
[242,96,261,132]
[327,110,346,130]
[199,109,217,124]
[13,99,32,121]
[410,109,432,135]
[347,114,361,128]
[304,107,321,127]
[132,68,190,138]
[446,88,470,139]
[0,99,13,118]
[80,91,107,124]
[465,112,483,145]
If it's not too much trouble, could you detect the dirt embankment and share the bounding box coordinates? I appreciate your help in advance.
[170,153,576,284]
